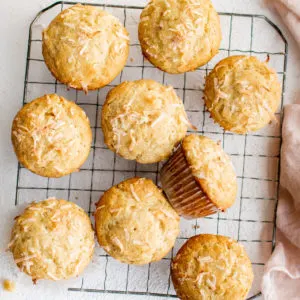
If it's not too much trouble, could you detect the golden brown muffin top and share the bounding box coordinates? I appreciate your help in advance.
[172,234,254,300]
[42,4,129,91]
[102,79,190,164]
[204,55,281,134]
[9,198,94,282]
[95,177,180,265]
[11,94,92,178]
[182,134,237,210]
[138,0,221,73]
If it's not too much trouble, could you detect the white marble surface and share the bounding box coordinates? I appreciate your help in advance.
[0,0,299,299]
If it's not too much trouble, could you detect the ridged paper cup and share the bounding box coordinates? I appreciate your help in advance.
[160,146,219,219]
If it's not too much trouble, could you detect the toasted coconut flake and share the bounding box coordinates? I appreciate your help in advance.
[132,240,143,246]
[195,272,209,286]
[130,184,140,202]
[129,130,136,152]
[124,228,130,241]
[15,254,37,264]
[47,272,60,281]
[27,206,42,211]
[95,204,105,212]
[7,234,19,250]
[151,113,166,127]
[216,265,225,270]
[180,115,197,130]
[125,98,134,109]
[218,90,229,99]
[53,166,63,173]
[161,209,176,219]
[63,22,75,29]
[198,256,213,264]
[60,204,72,210]
[24,260,33,274]
[17,125,29,133]
[112,237,124,252]
[262,101,275,120]
[79,42,89,55]
[116,31,129,41]
[24,218,36,223]
[206,274,216,290]
[193,10,203,16]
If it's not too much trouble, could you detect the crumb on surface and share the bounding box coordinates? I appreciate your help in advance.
[3,279,15,292]
[193,225,200,230]
[130,57,134,62]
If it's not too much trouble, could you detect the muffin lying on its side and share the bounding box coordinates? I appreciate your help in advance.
[204,55,281,134]
[95,177,180,265]
[102,79,192,164]
[171,234,254,299]
[42,4,129,92]
[160,134,237,218]
[11,94,92,177]
[8,198,94,283]
[138,0,221,73]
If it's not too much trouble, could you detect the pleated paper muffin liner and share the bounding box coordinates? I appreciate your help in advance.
[160,146,219,219]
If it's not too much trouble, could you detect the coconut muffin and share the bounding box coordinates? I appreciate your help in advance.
[95,177,180,265]
[102,79,191,164]
[171,234,254,300]
[42,4,129,92]
[11,94,92,178]
[160,134,237,218]
[204,55,281,134]
[8,198,94,282]
[138,0,221,73]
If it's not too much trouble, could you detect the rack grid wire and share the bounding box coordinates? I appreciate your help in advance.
[15,1,288,299]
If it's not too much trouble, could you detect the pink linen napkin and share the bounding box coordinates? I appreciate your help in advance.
[261,105,300,299]
[266,0,300,48]
[262,1,300,298]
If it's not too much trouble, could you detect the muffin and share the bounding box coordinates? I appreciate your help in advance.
[102,79,192,164]
[138,0,221,73]
[8,198,94,282]
[94,177,180,264]
[171,234,254,300]
[204,55,281,134]
[11,94,92,178]
[42,4,129,92]
[160,134,237,218]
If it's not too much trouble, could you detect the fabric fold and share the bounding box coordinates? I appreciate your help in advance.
[262,105,300,299]
[266,0,300,48]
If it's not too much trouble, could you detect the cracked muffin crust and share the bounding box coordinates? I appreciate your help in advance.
[171,234,254,299]
[11,94,92,177]
[8,198,94,282]
[204,55,281,134]
[138,0,221,73]
[42,4,129,92]
[101,79,191,164]
[95,177,180,265]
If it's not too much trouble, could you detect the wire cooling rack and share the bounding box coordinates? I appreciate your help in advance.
[15,1,288,299]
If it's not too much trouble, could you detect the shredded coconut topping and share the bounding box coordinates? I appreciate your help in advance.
[15,254,37,264]
[198,256,213,264]
[130,184,140,202]
[112,237,124,252]
[195,272,209,286]
[151,113,166,127]
[206,274,216,290]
